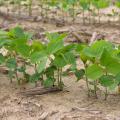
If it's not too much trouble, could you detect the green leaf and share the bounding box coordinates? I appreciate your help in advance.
[46,39,64,55]
[0,54,5,64]
[6,58,17,69]
[46,32,66,42]
[45,65,56,78]
[30,51,47,63]
[17,66,26,73]
[99,75,114,87]
[83,40,114,59]
[86,64,103,80]
[57,43,76,55]
[37,57,48,73]
[16,44,31,58]
[63,52,76,65]
[115,72,120,84]
[80,0,90,10]
[75,69,85,81]
[43,77,55,88]
[31,41,46,52]
[53,55,67,67]
[116,0,120,8]
[46,33,66,55]
[76,44,87,52]
[29,73,41,83]
[100,49,120,75]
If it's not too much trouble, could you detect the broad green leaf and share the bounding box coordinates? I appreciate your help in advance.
[83,40,114,59]
[86,64,103,80]
[46,32,66,42]
[30,51,47,63]
[115,72,120,84]
[56,44,76,55]
[6,58,17,69]
[75,69,85,81]
[116,0,120,8]
[29,73,41,83]
[46,39,64,55]
[16,44,31,58]
[79,0,90,10]
[17,66,26,73]
[100,49,120,75]
[45,65,56,78]
[43,77,55,88]
[0,54,5,64]
[76,44,87,52]
[53,55,67,67]
[63,52,76,64]
[99,75,114,87]
[31,41,46,52]
[37,57,48,73]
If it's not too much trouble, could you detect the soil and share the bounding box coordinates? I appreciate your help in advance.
[1,71,120,120]
[0,6,120,120]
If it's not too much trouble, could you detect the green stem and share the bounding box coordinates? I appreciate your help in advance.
[28,0,32,16]
[89,10,91,24]
[57,68,60,85]
[84,63,90,97]
[15,58,19,85]
[104,87,108,100]
[45,0,48,18]
[104,72,108,100]
[10,76,13,84]
[83,10,85,24]
[94,80,98,99]
[98,9,100,24]
[60,68,62,84]
[72,4,75,23]
[18,2,21,16]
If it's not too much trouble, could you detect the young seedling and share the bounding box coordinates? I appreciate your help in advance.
[92,0,109,24]
[79,0,90,24]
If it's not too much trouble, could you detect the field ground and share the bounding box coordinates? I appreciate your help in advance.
[1,6,120,120]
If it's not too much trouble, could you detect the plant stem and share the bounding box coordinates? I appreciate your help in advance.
[28,0,32,16]
[84,63,90,97]
[10,76,13,84]
[83,10,85,24]
[14,54,19,85]
[15,59,19,85]
[98,9,100,24]
[15,70,19,85]
[60,68,62,83]
[57,68,60,85]
[45,0,48,18]
[40,2,43,17]
[94,80,98,99]
[34,63,38,87]
[89,10,91,24]
[104,72,108,100]
[104,87,108,100]
[18,2,21,16]
[72,3,75,23]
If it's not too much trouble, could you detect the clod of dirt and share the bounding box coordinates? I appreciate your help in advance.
[33,16,42,22]
[55,19,65,27]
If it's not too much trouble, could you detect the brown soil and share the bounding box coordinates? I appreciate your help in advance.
[1,71,120,120]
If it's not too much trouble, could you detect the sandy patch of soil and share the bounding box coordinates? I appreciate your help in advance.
[0,70,120,120]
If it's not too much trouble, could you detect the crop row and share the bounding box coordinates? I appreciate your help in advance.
[1,0,120,24]
[0,26,120,99]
